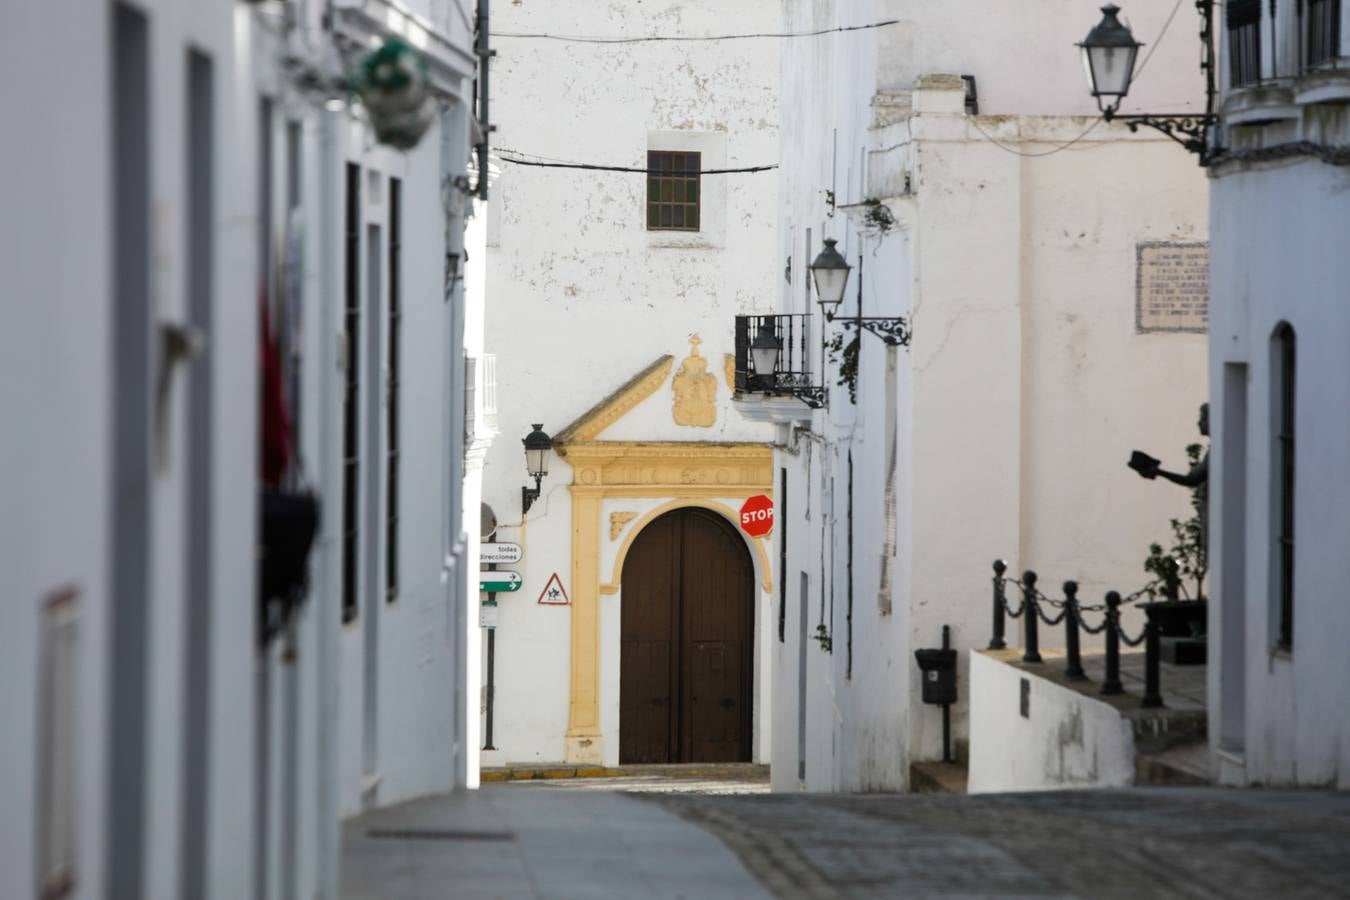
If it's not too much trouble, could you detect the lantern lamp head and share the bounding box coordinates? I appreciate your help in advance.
[522,423,552,482]
[1078,4,1143,115]
[749,324,783,380]
[809,238,852,318]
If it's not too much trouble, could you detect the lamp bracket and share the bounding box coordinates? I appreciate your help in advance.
[767,372,827,409]
[1103,111,1218,164]
[521,474,543,515]
[787,385,828,409]
[829,315,913,347]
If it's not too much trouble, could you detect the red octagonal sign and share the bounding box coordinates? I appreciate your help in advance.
[739,494,775,538]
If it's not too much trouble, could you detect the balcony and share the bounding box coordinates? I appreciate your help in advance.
[465,353,498,452]
[732,314,825,423]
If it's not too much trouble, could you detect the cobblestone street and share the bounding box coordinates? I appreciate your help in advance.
[342,779,1350,899]
[648,787,1350,899]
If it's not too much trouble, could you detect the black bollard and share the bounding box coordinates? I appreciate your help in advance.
[989,560,1008,650]
[1022,570,1042,663]
[1142,619,1164,708]
[1101,591,1123,695]
[1063,581,1086,680]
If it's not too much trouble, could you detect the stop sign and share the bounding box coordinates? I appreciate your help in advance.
[739,494,774,538]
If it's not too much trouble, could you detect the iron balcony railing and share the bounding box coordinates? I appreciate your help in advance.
[1307,0,1342,68]
[733,314,825,409]
[464,353,499,444]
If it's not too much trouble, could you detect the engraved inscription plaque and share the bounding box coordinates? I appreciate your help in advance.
[1136,242,1208,333]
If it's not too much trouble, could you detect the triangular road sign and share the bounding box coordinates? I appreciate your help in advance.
[537,572,569,606]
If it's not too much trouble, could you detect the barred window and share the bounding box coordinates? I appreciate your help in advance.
[646,151,700,232]
[1306,0,1342,68]
[1228,0,1262,87]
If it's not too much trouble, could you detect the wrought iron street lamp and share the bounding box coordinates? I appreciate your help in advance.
[521,423,552,514]
[1077,3,1218,164]
[811,238,911,347]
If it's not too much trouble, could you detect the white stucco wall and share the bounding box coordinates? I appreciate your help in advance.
[764,0,1210,793]
[0,3,480,897]
[968,651,1136,793]
[1209,157,1350,789]
[481,0,781,765]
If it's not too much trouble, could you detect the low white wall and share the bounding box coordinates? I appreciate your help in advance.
[967,651,1135,793]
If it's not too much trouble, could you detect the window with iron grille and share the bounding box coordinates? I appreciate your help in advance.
[1272,322,1296,651]
[646,151,700,231]
[1306,0,1342,67]
[341,162,361,624]
[1228,0,1262,87]
[386,177,401,604]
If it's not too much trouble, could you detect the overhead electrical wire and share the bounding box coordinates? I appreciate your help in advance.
[495,152,778,175]
[492,3,1187,169]
[1130,0,1186,82]
[962,0,1187,159]
[490,19,900,45]
[965,115,1106,158]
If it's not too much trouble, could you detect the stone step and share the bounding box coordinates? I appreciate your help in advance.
[481,762,770,783]
[909,761,969,794]
[1136,741,1212,786]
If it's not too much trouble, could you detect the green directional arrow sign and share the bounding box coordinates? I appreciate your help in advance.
[479,571,522,593]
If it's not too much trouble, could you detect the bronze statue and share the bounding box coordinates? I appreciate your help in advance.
[1129,402,1210,565]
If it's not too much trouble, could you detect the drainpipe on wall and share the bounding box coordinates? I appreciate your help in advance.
[475,0,492,200]
[314,104,342,900]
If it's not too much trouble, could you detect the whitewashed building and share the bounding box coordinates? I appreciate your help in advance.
[480,0,780,768]
[1,1,488,897]
[1205,0,1350,788]
[741,0,1211,792]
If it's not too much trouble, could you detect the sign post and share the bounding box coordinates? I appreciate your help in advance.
[738,494,775,538]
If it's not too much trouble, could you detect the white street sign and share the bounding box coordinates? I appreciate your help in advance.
[480,542,523,565]
[479,603,500,629]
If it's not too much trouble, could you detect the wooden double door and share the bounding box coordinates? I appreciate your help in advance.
[619,508,755,764]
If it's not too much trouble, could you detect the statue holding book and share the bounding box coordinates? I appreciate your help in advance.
[1127,403,1210,663]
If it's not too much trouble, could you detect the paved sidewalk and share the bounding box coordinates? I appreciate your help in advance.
[340,783,772,900]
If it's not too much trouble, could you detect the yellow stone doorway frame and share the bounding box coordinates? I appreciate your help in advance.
[556,439,773,764]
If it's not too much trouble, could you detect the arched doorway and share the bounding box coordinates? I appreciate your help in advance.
[619,508,755,764]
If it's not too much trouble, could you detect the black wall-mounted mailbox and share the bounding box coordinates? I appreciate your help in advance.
[914,647,958,705]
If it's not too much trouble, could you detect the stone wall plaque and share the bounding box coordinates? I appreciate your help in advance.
[1136,241,1208,333]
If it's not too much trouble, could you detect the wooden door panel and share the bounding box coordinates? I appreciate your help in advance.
[620,514,678,764]
[619,639,671,763]
[679,511,753,763]
[688,641,743,762]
